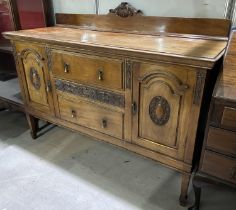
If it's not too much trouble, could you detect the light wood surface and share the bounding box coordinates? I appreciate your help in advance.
[3,27,228,67]
[51,49,124,91]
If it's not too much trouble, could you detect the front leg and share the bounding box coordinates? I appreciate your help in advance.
[188,174,203,210]
[26,114,39,139]
[179,173,191,206]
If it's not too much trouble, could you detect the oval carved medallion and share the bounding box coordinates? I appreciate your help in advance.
[149,96,170,126]
[29,67,41,90]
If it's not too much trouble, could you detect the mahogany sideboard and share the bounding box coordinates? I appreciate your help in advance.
[3,4,231,206]
[189,30,236,210]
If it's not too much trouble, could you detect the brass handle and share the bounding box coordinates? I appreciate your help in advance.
[46,81,51,92]
[71,110,77,118]
[230,167,236,179]
[132,102,137,115]
[98,69,104,81]
[64,63,70,73]
[102,119,107,128]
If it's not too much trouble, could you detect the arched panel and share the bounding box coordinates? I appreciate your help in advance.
[20,48,49,107]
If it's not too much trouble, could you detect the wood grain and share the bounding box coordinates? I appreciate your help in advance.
[56,14,231,38]
[51,49,124,90]
[3,27,228,68]
[206,127,236,156]
[58,94,124,139]
[201,151,236,184]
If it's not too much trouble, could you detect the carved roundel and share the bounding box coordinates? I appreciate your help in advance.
[29,67,41,90]
[149,96,170,126]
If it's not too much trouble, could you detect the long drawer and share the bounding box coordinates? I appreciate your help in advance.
[58,95,124,139]
[206,127,236,156]
[51,50,124,90]
[201,151,236,184]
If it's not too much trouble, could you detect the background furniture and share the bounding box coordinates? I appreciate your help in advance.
[189,30,236,210]
[0,0,53,111]
[3,3,231,206]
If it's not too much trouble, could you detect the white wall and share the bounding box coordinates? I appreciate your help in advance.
[53,0,228,18]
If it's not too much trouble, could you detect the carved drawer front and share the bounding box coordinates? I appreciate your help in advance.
[206,127,236,156]
[201,151,236,184]
[15,42,53,113]
[50,50,124,90]
[132,63,194,159]
[58,95,124,139]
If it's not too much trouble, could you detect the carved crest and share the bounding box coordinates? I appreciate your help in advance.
[149,96,170,126]
[109,2,143,18]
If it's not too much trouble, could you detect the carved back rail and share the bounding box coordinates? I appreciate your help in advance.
[56,14,231,38]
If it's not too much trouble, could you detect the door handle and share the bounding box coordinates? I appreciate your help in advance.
[46,81,51,92]
[132,102,137,115]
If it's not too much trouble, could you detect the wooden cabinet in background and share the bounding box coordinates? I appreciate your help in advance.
[3,3,231,207]
[0,0,53,112]
[190,30,236,210]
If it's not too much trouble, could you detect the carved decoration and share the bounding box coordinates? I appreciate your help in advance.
[149,96,170,126]
[45,47,52,71]
[109,2,143,18]
[193,70,206,105]
[140,71,189,96]
[29,67,41,90]
[126,60,132,89]
[20,48,44,66]
[12,43,19,65]
[55,79,125,107]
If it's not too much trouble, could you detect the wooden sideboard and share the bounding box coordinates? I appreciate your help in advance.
[189,30,236,210]
[3,3,231,206]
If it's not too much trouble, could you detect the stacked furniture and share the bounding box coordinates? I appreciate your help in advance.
[3,3,231,206]
[190,30,236,210]
[0,0,53,111]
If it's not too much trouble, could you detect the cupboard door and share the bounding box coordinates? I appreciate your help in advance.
[132,63,194,159]
[15,42,54,114]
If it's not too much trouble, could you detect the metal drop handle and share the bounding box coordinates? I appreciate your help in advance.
[102,119,107,128]
[71,110,76,118]
[98,69,104,81]
[64,63,70,73]
[230,167,236,179]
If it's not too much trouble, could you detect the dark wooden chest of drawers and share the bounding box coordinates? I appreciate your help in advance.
[3,4,231,207]
[190,30,236,210]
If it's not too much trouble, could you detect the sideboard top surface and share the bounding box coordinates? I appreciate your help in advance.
[3,26,228,68]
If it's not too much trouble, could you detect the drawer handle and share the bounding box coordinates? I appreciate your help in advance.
[231,167,236,180]
[64,63,70,73]
[71,110,77,118]
[102,119,107,128]
[98,69,104,81]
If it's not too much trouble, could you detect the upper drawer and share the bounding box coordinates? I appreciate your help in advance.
[206,127,236,156]
[51,50,124,90]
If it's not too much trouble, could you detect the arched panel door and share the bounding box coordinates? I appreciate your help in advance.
[15,42,54,114]
[132,62,195,160]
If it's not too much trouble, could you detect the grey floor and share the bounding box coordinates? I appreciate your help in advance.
[0,111,235,210]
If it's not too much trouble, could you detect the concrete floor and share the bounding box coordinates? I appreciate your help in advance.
[0,111,235,210]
